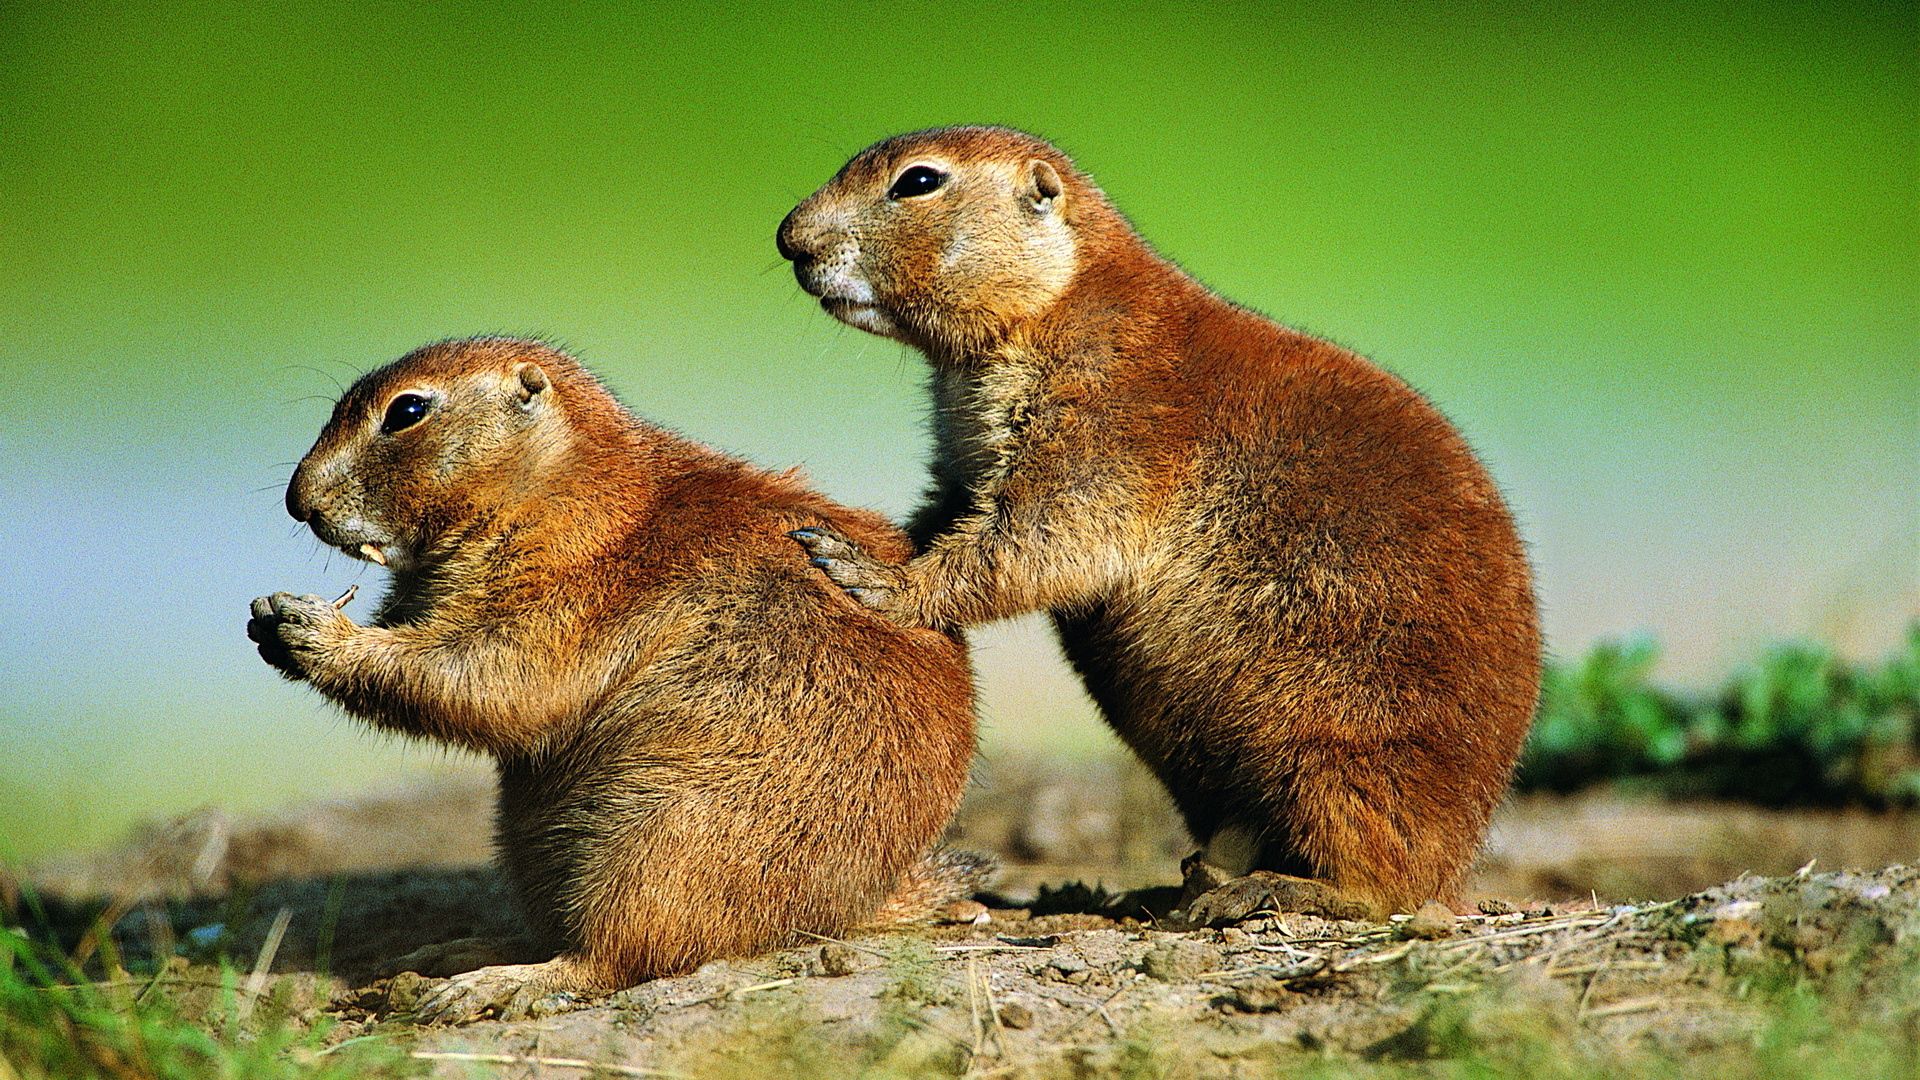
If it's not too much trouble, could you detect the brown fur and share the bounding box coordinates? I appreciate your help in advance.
[248,337,982,1015]
[778,127,1541,916]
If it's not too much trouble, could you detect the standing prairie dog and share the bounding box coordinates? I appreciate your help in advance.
[248,337,983,1020]
[778,127,1540,919]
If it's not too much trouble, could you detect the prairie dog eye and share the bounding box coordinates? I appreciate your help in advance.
[887,165,947,200]
[381,392,432,434]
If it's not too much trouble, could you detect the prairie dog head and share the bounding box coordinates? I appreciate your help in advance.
[285,337,575,572]
[778,126,1095,354]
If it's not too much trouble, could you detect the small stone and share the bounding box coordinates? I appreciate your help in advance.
[818,943,861,977]
[1042,954,1095,985]
[1141,939,1220,982]
[385,971,428,1013]
[1047,955,1088,976]
[1221,978,1294,1013]
[997,1000,1035,1029]
[1476,898,1516,916]
[182,923,227,951]
[1219,928,1252,946]
[1396,902,1457,940]
[938,900,991,925]
[526,992,581,1018]
[1413,899,1451,933]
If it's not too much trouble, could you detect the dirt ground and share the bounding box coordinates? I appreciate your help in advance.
[8,755,1918,1077]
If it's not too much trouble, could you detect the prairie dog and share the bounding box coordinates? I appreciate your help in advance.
[777,127,1539,918]
[249,336,982,1019]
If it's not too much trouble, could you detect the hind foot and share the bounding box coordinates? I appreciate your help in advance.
[381,936,545,979]
[1178,859,1375,926]
[414,955,609,1024]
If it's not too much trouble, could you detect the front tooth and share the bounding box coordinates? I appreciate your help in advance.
[359,544,388,566]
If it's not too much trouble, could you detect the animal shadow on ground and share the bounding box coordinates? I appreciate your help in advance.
[11,864,522,987]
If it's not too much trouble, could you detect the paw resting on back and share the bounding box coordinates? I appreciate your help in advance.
[790,526,912,620]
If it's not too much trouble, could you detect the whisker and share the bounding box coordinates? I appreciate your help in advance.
[280,364,346,397]
[797,126,848,157]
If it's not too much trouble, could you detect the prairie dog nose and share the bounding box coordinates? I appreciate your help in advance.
[776,206,820,264]
[286,466,315,522]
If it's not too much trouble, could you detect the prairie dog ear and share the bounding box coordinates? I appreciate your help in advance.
[1026,159,1064,214]
[513,362,550,409]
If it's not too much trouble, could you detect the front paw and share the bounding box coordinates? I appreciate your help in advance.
[246,591,351,679]
[789,527,913,623]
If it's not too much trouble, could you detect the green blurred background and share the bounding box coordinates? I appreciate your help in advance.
[1,1,1914,860]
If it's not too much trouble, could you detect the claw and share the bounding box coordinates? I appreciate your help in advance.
[1182,871,1376,926]
[407,961,576,1025]
[791,528,858,558]
[414,975,480,1024]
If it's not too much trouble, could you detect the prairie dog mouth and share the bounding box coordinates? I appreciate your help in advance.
[308,517,398,568]
[821,296,877,317]
[821,297,901,338]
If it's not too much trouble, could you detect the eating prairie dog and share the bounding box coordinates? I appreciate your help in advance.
[249,336,984,1019]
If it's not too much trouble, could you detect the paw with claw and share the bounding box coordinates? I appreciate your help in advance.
[413,959,594,1024]
[1178,858,1376,927]
[246,590,355,680]
[789,527,914,623]
[381,936,543,980]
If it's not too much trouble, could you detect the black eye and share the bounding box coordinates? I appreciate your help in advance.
[887,165,947,200]
[381,393,431,433]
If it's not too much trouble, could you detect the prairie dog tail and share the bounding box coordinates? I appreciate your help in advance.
[870,847,996,924]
